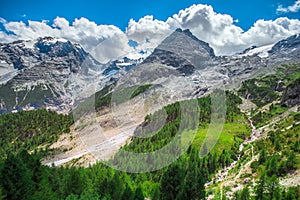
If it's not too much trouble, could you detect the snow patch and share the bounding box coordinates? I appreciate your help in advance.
[126,49,152,60]
[0,62,18,84]
[242,44,274,58]
[21,56,39,68]
[41,37,68,45]
[24,40,36,49]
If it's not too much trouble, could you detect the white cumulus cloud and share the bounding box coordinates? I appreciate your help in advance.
[143,4,299,55]
[166,4,245,54]
[126,15,172,52]
[0,4,300,60]
[125,4,300,55]
[277,0,300,13]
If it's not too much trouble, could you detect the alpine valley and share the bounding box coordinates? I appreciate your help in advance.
[0,29,299,200]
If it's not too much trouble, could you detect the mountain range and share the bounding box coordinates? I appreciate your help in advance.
[0,29,300,114]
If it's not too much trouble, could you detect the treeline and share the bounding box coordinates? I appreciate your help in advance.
[106,91,246,197]
[0,109,73,155]
[109,91,242,167]
[95,84,153,111]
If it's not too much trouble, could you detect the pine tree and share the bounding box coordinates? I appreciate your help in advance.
[160,163,183,200]
[259,147,267,164]
[0,186,6,200]
[266,175,281,200]
[111,173,125,200]
[151,186,160,200]
[240,186,250,200]
[269,131,275,144]
[274,138,281,151]
[255,172,267,200]
[134,187,144,200]
[284,187,299,200]
[180,168,205,200]
[0,153,35,200]
[32,178,58,200]
[286,151,296,171]
[122,186,134,200]
[267,156,278,176]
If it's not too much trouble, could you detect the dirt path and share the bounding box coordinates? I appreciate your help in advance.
[205,116,259,184]
[205,114,259,200]
[218,117,258,200]
[206,104,299,200]
[206,96,263,199]
[279,169,300,187]
[258,106,298,131]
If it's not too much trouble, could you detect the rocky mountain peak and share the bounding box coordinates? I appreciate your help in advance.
[158,28,215,58]
[35,37,88,61]
[142,28,215,75]
[269,34,300,54]
[267,33,300,65]
[0,37,103,113]
[174,28,215,56]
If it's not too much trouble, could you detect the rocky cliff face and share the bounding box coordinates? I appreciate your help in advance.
[281,77,300,107]
[268,34,300,65]
[0,36,146,113]
[0,37,104,113]
[142,28,215,75]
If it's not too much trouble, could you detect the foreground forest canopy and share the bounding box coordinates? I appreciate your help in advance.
[0,64,299,200]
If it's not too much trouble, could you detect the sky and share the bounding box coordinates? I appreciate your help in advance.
[1,0,300,62]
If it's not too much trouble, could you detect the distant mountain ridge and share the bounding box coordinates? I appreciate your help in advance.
[0,30,300,114]
[0,36,145,113]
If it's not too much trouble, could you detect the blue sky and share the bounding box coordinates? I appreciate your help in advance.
[1,0,299,31]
